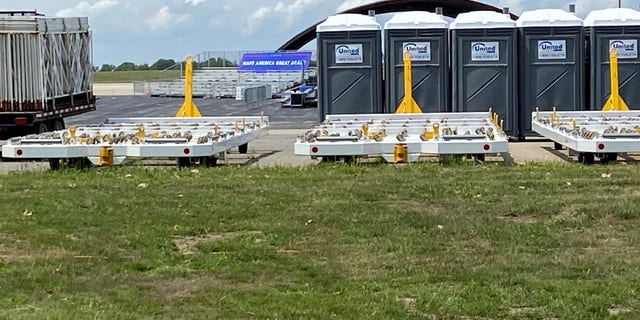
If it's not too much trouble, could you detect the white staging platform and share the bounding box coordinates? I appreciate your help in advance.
[1,116,269,167]
[532,110,640,163]
[294,112,509,163]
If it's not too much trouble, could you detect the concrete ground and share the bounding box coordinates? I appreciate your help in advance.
[0,85,634,174]
[93,83,134,96]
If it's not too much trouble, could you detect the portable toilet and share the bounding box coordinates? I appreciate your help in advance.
[450,11,518,136]
[517,9,584,136]
[584,8,640,110]
[384,10,449,113]
[316,14,382,121]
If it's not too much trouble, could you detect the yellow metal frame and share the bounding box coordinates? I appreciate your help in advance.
[393,144,408,163]
[99,146,114,166]
[602,48,629,111]
[175,56,202,117]
[395,52,422,114]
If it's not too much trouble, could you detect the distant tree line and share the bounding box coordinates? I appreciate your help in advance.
[97,57,238,72]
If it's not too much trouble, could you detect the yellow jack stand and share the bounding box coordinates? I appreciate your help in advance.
[395,52,422,114]
[393,144,408,163]
[99,146,114,166]
[175,56,202,117]
[602,48,630,111]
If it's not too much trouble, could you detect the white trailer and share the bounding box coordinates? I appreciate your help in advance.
[1,115,269,169]
[294,112,509,163]
[531,110,640,164]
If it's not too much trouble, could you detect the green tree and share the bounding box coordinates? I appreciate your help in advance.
[100,64,116,72]
[115,62,137,71]
[136,63,150,71]
[150,59,176,70]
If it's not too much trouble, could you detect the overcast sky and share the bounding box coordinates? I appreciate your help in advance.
[1,0,637,65]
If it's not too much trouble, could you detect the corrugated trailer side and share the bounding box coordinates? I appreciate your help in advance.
[0,13,95,136]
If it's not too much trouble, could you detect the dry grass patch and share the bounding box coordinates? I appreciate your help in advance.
[496,214,540,224]
[0,234,74,263]
[608,305,632,316]
[508,306,544,315]
[387,199,444,216]
[172,231,264,255]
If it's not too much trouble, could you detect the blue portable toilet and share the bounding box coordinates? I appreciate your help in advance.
[316,14,382,121]
[584,8,640,110]
[517,9,584,136]
[384,11,449,113]
[450,11,518,136]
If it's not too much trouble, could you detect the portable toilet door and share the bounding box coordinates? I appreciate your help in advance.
[450,11,518,136]
[384,11,449,114]
[316,14,382,121]
[517,9,584,137]
[584,8,640,110]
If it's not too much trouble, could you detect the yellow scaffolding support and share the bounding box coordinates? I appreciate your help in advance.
[602,48,629,111]
[395,52,422,114]
[175,56,202,117]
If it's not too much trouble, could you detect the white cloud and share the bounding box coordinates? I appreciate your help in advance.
[185,0,206,6]
[336,0,377,12]
[576,0,618,17]
[145,6,188,31]
[245,0,320,34]
[55,0,118,17]
[245,6,273,34]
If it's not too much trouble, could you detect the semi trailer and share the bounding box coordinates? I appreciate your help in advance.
[0,11,95,138]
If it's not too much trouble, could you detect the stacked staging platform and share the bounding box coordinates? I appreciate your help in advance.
[1,115,269,168]
[532,109,640,164]
[295,111,509,163]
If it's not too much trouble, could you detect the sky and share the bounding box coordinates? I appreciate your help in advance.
[1,0,638,66]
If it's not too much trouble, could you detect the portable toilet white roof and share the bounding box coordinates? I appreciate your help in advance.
[449,10,515,29]
[384,11,448,29]
[316,13,381,32]
[516,9,583,27]
[584,8,640,27]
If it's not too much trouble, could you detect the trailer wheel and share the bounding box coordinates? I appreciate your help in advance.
[599,153,617,164]
[238,143,248,154]
[49,159,62,171]
[553,142,563,150]
[68,157,91,170]
[200,156,218,167]
[320,156,339,163]
[177,157,191,168]
[579,152,595,165]
[342,156,355,164]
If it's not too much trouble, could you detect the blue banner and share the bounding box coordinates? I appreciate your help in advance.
[239,51,312,72]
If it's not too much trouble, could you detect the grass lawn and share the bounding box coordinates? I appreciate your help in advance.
[93,70,182,83]
[0,163,639,319]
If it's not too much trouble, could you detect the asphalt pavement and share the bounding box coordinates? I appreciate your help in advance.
[66,95,319,130]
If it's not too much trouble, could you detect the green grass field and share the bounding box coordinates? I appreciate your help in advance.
[1,163,639,319]
[93,70,182,83]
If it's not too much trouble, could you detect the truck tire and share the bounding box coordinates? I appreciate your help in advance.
[36,122,49,134]
[51,119,65,131]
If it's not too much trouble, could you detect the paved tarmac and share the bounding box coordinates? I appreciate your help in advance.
[1,88,636,174]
